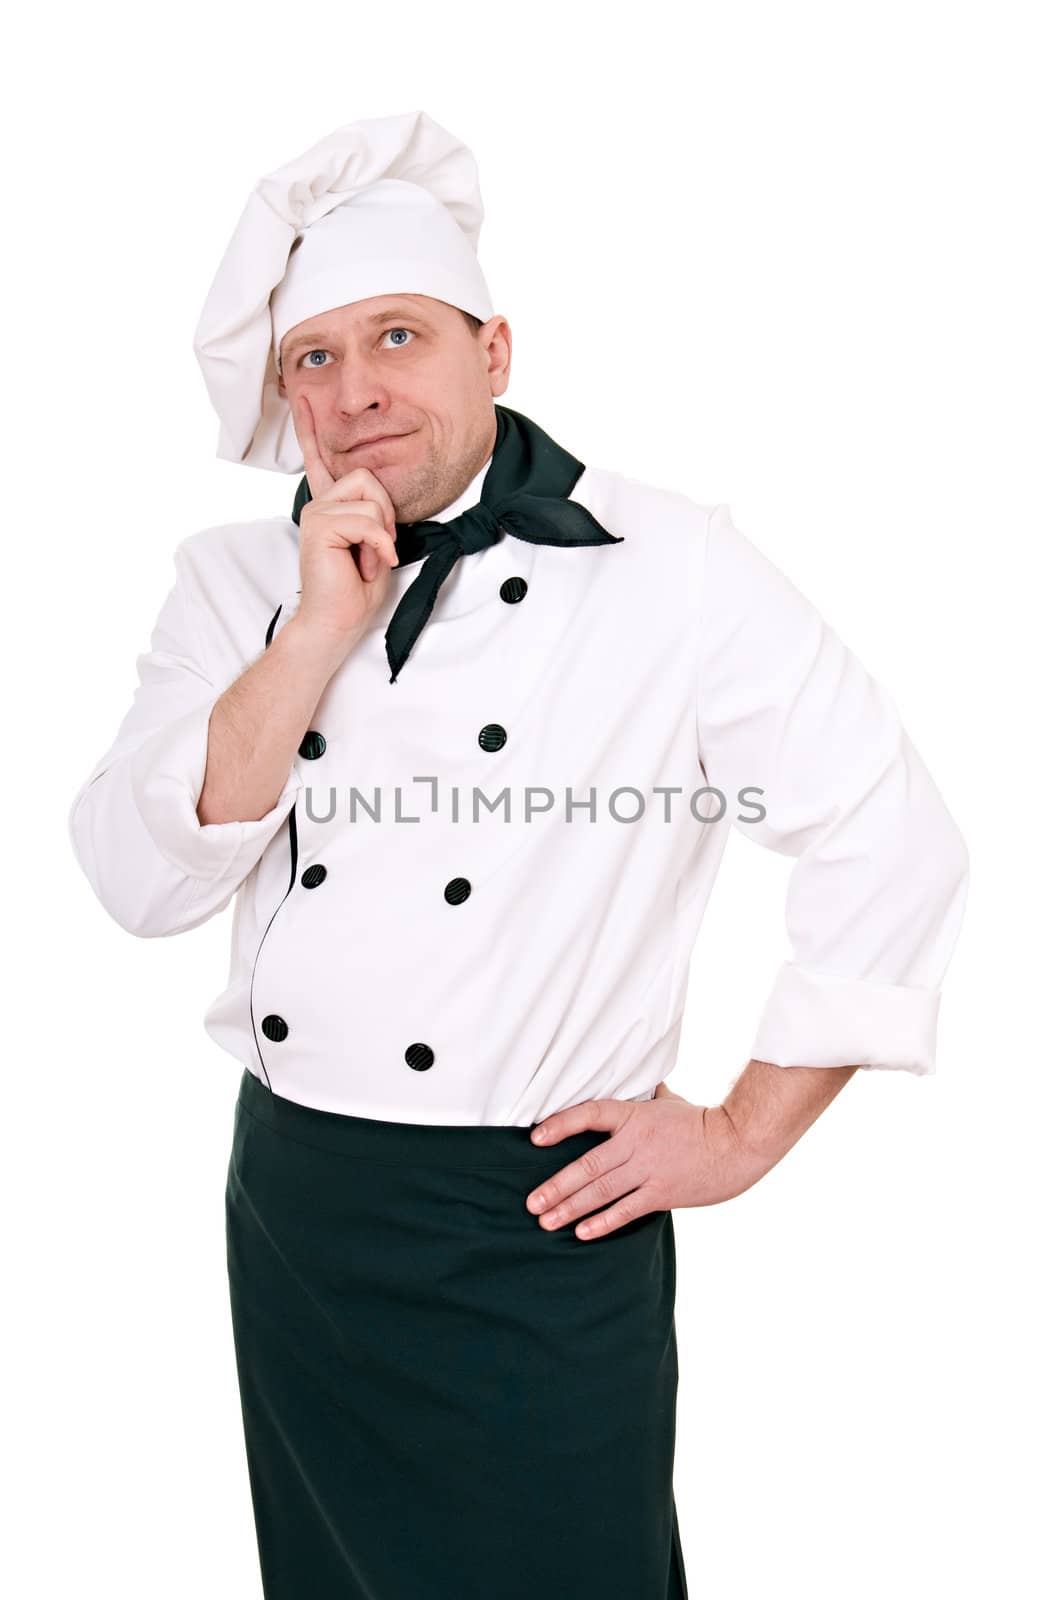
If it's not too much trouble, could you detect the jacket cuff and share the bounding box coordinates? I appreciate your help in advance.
[749,961,942,1075]
[128,698,302,882]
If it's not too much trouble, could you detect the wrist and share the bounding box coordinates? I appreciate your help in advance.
[279,615,365,682]
[702,1104,774,1198]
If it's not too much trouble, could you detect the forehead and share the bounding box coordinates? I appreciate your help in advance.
[281,294,444,351]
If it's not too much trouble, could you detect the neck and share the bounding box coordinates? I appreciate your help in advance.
[427,453,492,523]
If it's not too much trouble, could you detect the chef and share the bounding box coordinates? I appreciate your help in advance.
[67,110,970,1600]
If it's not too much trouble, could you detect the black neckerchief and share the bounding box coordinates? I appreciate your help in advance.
[291,404,623,682]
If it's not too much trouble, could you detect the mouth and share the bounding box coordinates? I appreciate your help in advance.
[346,432,412,451]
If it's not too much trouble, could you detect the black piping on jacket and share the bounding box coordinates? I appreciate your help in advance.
[247,602,300,1093]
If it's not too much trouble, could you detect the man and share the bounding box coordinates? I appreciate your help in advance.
[67,110,969,1599]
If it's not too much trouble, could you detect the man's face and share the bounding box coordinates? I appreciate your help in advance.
[277,293,512,523]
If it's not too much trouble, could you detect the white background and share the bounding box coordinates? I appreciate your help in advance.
[7,1,1059,1595]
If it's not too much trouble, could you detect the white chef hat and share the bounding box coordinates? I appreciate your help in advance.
[192,110,495,475]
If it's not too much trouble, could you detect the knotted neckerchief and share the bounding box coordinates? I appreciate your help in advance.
[290,403,624,682]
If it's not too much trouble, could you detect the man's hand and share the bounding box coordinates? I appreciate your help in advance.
[289,393,401,656]
[525,1058,858,1240]
[524,1081,765,1241]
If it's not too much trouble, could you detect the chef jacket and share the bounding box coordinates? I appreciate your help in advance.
[67,456,970,1123]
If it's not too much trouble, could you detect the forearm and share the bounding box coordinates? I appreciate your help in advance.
[715,1057,859,1182]
[197,618,354,826]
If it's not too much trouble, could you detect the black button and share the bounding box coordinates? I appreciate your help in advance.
[299,730,327,760]
[261,1014,288,1042]
[500,576,528,604]
[444,877,472,905]
[301,864,327,889]
[405,1042,435,1072]
[478,723,507,752]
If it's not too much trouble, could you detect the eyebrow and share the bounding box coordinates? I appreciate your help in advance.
[281,307,431,360]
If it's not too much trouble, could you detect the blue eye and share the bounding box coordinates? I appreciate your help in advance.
[295,329,415,369]
[296,329,416,369]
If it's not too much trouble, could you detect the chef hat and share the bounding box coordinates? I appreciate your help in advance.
[192,110,495,475]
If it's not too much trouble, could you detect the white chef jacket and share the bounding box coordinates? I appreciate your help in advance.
[67,455,969,1123]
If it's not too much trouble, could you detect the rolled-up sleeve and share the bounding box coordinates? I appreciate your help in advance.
[696,502,969,1074]
[67,536,303,938]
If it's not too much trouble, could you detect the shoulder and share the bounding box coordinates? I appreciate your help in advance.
[174,514,298,591]
[169,515,301,677]
[571,462,722,549]
[578,465,795,609]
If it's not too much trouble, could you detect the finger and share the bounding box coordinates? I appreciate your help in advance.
[318,493,397,544]
[526,1125,627,1215]
[530,1097,619,1145]
[292,394,335,501]
[328,463,398,536]
[570,1185,660,1242]
[343,517,401,580]
[358,541,380,582]
[531,1152,638,1230]
[358,534,397,573]
[289,395,397,535]
[320,508,399,569]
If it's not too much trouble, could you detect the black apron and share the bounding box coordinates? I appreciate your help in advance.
[225,1068,689,1598]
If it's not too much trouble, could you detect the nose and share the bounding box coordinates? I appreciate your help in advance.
[332,354,395,422]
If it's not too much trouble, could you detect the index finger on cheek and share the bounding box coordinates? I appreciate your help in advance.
[294,395,335,498]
